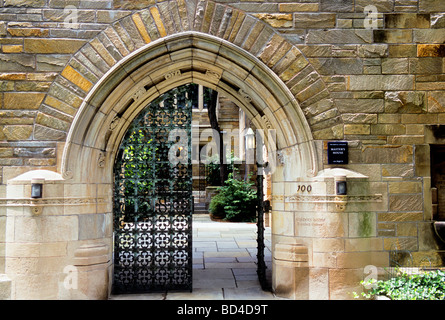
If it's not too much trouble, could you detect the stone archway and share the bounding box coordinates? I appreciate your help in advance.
[59,31,320,297]
[62,32,318,182]
[5,1,353,300]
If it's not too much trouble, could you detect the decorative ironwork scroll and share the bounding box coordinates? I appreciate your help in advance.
[113,84,195,294]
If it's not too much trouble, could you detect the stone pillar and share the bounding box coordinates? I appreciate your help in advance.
[0,275,11,300]
[4,169,112,299]
[272,167,389,300]
[0,190,11,300]
[59,243,111,300]
[273,243,309,300]
[5,169,68,299]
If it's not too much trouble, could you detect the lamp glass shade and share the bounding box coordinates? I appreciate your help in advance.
[336,181,347,195]
[31,183,43,198]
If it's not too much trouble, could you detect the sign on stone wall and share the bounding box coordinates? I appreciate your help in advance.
[327,141,348,165]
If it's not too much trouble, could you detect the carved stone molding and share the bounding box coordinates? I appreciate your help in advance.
[276,150,285,166]
[285,194,383,203]
[205,69,221,80]
[98,152,105,168]
[271,194,383,203]
[0,197,106,207]
[238,88,252,102]
[30,206,43,215]
[132,87,146,101]
[109,116,120,131]
[262,115,272,129]
[62,170,73,180]
[164,69,181,80]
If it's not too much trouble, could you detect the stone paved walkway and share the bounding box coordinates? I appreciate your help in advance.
[110,214,284,300]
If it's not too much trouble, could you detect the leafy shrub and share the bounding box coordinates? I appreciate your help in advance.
[209,172,257,222]
[205,153,240,186]
[359,270,445,300]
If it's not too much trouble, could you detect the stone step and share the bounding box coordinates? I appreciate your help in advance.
[194,202,208,214]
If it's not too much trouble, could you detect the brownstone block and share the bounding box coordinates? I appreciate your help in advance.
[113,0,155,10]
[2,45,23,53]
[7,28,49,37]
[374,30,412,43]
[370,124,405,135]
[89,38,116,67]
[4,0,45,7]
[389,44,417,57]
[401,113,437,124]
[258,34,286,65]
[417,44,445,57]
[294,13,336,29]
[344,124,370,135]
[383,237,418,251]
[0,73,26,81]
[362,145,413,163]
[24,39,86,54]
[389,194,423,212]
[61,66,93,92]
[4,92,45,110]
[2,125,33,140]
[385,13,430,28]
[35,113,70,132]
[131,12,152,44]
[389,181,422,194]
[328,268,366,300]
[397,223,418,237]
[279,3,318,12]
[388,135,425,145]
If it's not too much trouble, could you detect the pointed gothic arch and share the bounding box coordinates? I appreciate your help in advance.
[6,0,349,299]
[31,0,343,179]
[61,32,320,182]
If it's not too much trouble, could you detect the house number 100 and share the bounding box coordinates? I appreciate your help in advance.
[297,185,312,192]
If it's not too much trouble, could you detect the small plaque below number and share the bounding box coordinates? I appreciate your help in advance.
[327,141,348,164]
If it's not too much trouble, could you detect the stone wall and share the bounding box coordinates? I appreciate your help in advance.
[0,0,444,299]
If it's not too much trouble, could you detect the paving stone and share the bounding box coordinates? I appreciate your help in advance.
[223,287,276,300]
[167,288,224,300]
[109,292,165,300]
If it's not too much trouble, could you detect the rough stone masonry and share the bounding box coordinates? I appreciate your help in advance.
[0,0,445,300]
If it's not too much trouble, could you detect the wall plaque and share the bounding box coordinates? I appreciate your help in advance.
[327,141,348,164]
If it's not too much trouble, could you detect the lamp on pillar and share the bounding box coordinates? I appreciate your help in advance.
[244,128,255,180]
[31,178,44,199]
[245,128,255,150]
[335,175,347,195]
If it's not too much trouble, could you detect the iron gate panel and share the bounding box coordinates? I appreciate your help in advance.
[113,85,195,294]
[256,163,270,291]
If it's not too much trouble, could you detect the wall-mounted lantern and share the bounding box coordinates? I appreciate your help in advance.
[335,175,347,195]
[245,128,255,150]
[31,178,44,199]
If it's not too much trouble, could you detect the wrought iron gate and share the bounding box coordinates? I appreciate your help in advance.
[256,163,270,291]
[113,84,195,294]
